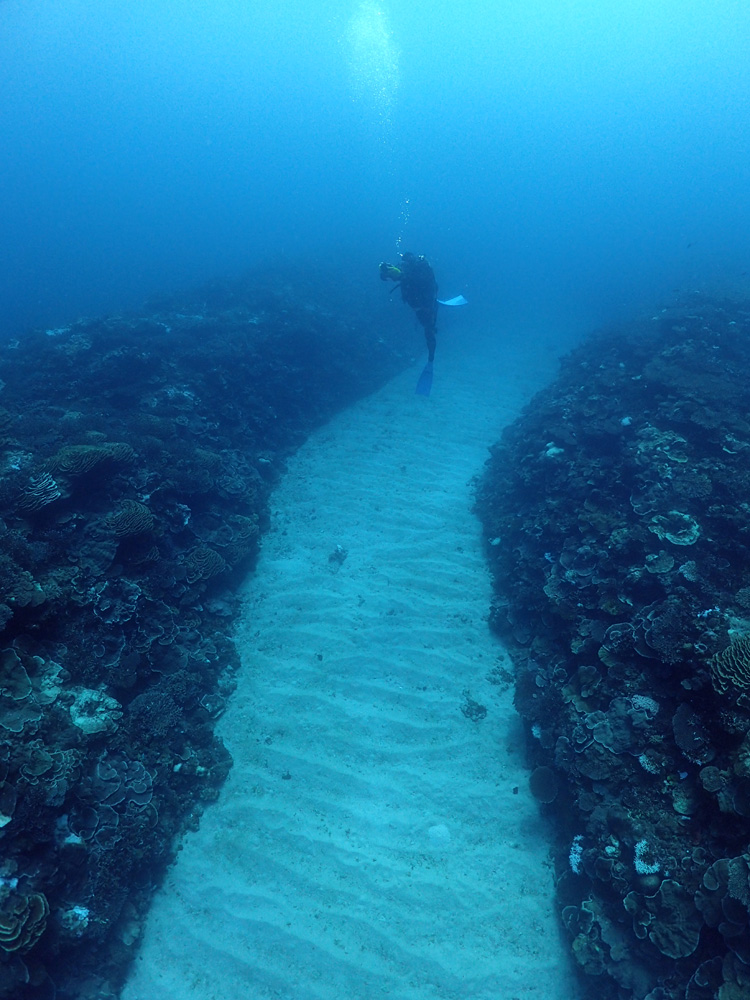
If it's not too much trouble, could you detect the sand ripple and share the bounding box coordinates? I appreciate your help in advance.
[122,332,576,1000]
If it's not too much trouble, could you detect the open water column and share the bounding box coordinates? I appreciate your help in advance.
[122,6,578,999]
[344,1,399,143]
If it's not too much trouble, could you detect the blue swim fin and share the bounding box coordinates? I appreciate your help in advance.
[416,362,433,396]
[437,295,468,306]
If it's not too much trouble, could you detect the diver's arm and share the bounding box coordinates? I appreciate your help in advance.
[379,261,402,282]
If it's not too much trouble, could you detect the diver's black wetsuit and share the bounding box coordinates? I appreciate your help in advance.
[381,252,438,363]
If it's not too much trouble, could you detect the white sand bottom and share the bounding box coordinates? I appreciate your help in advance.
[122,328,579,1000]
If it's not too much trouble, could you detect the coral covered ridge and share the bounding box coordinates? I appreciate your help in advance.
[476,296,750,1000]
[0,266,405,999]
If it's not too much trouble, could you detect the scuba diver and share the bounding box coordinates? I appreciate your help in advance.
[380,252,439,395]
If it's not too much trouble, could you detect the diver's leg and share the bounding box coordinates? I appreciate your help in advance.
[425,325,436,364]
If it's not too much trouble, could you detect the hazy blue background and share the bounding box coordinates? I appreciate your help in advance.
[2,0,749,338]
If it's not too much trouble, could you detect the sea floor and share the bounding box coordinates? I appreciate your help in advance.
[121,325,579,1000]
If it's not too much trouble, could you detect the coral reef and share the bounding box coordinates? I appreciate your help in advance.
[476,296,750,1000]
[0,265,405,999]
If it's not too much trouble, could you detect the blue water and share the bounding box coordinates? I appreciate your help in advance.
[2,0,749,337]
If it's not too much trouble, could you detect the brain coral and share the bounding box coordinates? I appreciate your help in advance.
[0,888,49,953]
[48,441,135,475]
[17,471,62,512]
[710,635,750,696]
[184,545,226,584]
[106,499,155,537]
